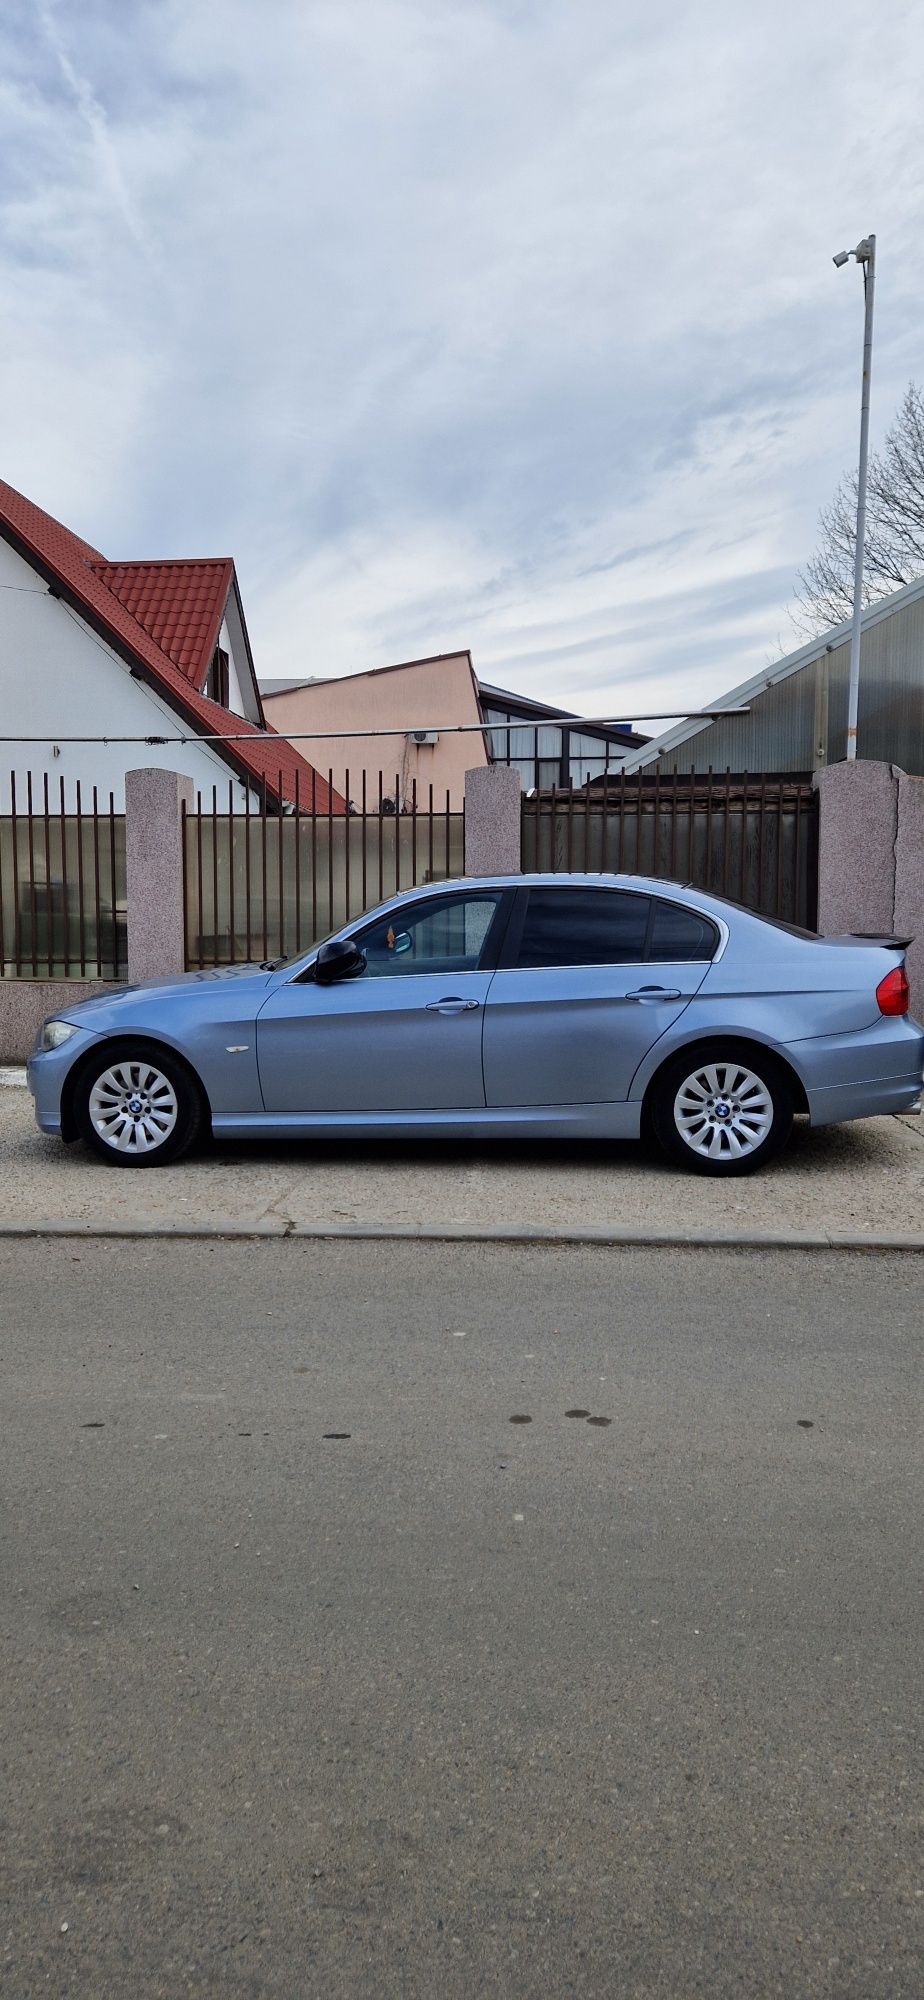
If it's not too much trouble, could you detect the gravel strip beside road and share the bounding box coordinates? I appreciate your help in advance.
[1,1084,922,1237]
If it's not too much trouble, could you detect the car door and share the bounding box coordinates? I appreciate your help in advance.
[256,888,510,1112]
[481,886,716,1107]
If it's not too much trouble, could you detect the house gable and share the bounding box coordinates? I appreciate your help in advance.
[260,651,485,809]
[0,478,337,809]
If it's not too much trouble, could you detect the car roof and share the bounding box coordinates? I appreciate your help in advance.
[381,871,722,906]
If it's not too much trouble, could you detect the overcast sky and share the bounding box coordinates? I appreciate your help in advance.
[1,0,922,723]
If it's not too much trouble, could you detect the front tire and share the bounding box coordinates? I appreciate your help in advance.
[650,1045,793,1176]
[75,1047,201,1167]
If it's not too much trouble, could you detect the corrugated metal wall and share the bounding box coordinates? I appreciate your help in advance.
[650,593,924,775]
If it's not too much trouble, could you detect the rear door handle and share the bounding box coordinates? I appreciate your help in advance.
[627,986,681,1002]
[425,997,480,1014]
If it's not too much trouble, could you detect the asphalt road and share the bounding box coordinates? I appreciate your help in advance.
[1,1240,922,1999]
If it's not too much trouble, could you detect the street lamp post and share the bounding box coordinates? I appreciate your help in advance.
[832,235,876,762]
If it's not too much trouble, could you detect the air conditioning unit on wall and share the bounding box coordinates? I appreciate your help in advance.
[409,729,439,746]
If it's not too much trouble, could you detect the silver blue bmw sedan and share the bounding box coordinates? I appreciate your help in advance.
[28,873,923,1176]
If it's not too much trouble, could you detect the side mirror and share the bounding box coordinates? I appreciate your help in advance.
[314,937,366,985]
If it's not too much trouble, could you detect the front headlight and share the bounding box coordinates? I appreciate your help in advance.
[40,1019,80,1052]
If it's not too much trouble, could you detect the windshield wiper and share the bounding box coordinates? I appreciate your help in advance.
[259,957,289,971]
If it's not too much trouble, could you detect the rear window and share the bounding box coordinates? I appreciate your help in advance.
[694,889,818,940]
[649,900,718,962]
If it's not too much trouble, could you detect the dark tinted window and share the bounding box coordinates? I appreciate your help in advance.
[649,900,718,962]
[694,890,817,938]
[516,888,650,968]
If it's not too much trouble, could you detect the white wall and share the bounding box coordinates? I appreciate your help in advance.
[0,536,252,810]
[220,584,262,724]
[216,615,247,718]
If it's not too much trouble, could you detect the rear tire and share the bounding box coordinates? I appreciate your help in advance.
[75,1046,201,1168]
[650,1044,793,1176]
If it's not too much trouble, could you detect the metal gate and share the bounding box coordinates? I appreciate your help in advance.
[521,771,818,929]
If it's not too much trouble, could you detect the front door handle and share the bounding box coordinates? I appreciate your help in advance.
[627,986,681,1002]
[425,997,480,1014]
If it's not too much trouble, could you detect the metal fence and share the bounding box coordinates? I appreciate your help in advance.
[522,771,818,928]
[183,775,465,968]
[0,775,125,979]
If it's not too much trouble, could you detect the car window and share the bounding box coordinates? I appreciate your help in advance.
[692,889,818,939]
[515,888,650,968]
[648,899,718,962]
[356,892,503,978]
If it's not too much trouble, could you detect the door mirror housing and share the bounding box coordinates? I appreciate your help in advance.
[314,938,366,985]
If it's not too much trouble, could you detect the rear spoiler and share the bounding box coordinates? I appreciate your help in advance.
[842,933,912,949]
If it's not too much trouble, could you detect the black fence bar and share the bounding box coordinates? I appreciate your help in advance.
[344,767,351,928]
[260,779,269,962]
[228,782,237,964]
[328,769,335,931]
[107,791,119,977]
[10,772,22,972]
[361,770,368,913]
[75,778,87,976]
[91,786,102,977]
[277,771,286,961]
[26,773,38,977]
[58,776,70,977]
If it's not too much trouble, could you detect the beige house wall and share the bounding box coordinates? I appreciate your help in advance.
[261,653,487,810]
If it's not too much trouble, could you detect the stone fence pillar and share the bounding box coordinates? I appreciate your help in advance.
[463,765,522,875]
[813,761,898,938]
[124,767,193,983]
[814,760,924,1010]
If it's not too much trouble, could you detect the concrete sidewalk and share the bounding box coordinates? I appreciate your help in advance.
[2,1071,922,1244]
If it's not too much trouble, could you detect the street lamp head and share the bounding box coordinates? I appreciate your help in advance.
[833,238,875,270]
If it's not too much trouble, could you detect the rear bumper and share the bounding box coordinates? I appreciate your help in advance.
[806,1072,924,1126]
[791,1015,924,1128]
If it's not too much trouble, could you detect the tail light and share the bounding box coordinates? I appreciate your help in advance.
[876,965,910,1015]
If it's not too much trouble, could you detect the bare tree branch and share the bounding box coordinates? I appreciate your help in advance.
[790,382,924,639]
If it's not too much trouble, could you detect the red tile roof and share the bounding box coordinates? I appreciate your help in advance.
[0,479,344,812]
[91,558,234,687]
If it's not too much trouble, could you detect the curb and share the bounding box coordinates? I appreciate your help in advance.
[1,1218,923,1251]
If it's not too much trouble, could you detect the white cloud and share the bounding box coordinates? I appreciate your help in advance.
[0,0,922,720]
[36,0,154,258]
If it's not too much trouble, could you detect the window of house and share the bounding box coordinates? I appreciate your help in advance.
[514,888,650,968]
[206,647,230,707]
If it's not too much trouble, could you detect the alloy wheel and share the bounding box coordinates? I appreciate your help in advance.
[88,1060,179,1156]
[673,1060,774,1162]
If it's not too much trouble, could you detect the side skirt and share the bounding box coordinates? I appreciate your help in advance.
[211,1102,643,1142]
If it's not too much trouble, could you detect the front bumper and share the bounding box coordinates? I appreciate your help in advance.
[27,1027,103,1136]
